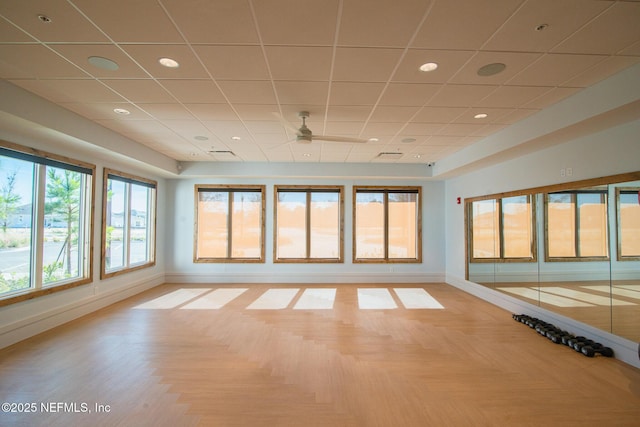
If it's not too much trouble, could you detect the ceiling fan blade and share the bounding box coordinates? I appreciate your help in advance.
[271,111,300,134]
[313,135,368,143]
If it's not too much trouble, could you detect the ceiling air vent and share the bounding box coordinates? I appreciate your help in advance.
[208,150,237,160]
[375,152,403,160]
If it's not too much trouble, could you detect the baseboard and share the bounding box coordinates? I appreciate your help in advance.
[446,274,640,369]
[0,273,164,350]
[164,271,445,284]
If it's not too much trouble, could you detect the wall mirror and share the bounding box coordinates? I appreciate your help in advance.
[466,172,640,343]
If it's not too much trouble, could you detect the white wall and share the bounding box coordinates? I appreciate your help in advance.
[444,119,640,367]
[166,174,446,284]
[0,128,167,349]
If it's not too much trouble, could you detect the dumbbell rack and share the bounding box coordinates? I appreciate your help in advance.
[512,314,614,358]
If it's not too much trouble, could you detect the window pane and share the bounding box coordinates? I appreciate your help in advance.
[276,192,306,259]
[106,179,126,271]
[577,193,608,257]
[503,195,533,258]
[547,193,576,257]
[388,193,417,259]
[620,191,640,257]
[197,192,229,258]
[472,200,499,258]
[130,184,150,265]
[355,192,384,258]
[44,167,84,285]
[231,192,261,258]
[0,157,33,295]
[310,192,339,258]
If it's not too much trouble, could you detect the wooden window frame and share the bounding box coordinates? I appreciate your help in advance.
[616,187,640,261]
[194,185,266,263]
[0,140,95,307]
[274,185,344,263]
[544,189,609,262]
[353,186,422,264]
[101,168,157,279]
[468,195,537,264]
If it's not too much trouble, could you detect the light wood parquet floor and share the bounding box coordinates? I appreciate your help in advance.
[1,283,639,427]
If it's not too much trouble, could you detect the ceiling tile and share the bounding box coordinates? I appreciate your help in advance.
[521,87,581,109]
[0,45,89,79]
[392,49,475,83]
[361,122,405,136]
[368,105,420,122]
[60,102,149,120]
[338,0,430,47]
[194,45,269,80]
[507,53,608,87]
[378,83,439,106]
[484,0,611,53]
[327,106,373,122]
[324,121,364,135]
[102,79,176,103]
[252,0,339,45]
[0,0,109,43]
[332,47,403,82]
[412,107,467,123]
[449,52,543,85]
[71,0,183,43]
[0,19,36,42]
[233,105,281,121]
[121,45,209,79]
[184,104,238,121]
[412,0,523,50]
[475,85,553,108]
[562,56,640,88]
[51,44,148,79]
[160,0,258,44]
[217,81,276,104]
[552,2,640,55]
[160,80,227,104]
[137,103,195,120]
[265,46,333,81]
[274,81,329,105]
[427,85,498,108]
[329,82,386,105]
[401,123,446,135]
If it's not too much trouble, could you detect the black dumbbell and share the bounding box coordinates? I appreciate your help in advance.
[566,336,586,348]
[573,339,596,352]
[581,345,614,358]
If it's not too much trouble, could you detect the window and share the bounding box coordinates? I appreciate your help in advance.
[353,186,421,263]
[545,190,609,260]
[469,195,536,262]
[0,141,94,305]
[101,169,157,279]
[274,186,343,262]
[195,185,265,262]
[616,188,640,260]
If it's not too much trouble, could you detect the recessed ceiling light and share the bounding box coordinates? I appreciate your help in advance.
[303,153,311,157]
[158,57,180,68]
[474,113,488,119]
[194,135,209,141]
[401,137,416,143]
[535,23,549,32]
[414,154,422,159]
[368,137,379,142]
[88,56,119,71]
[231,136,241,141]
[477,62,506,77]
[419,62,438,72]
[113,108,130,115]
[37,14,52,23]
[190,152,197,157]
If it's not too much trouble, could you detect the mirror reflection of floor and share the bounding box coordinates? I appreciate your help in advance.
[492,281,640,342]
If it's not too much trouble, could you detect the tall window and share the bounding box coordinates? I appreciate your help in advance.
[545,190,608,260]
[0,141,94,304]
[275,186,343,262]
[195,185,265,262]
[617,188,640,260]
[354,186,421,263]
[469,195,535,262]
[102,169,157,279]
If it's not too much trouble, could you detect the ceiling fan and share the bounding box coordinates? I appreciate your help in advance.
[278,111,368,144]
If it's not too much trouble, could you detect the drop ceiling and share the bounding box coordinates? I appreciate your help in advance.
[1,0,639,165]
